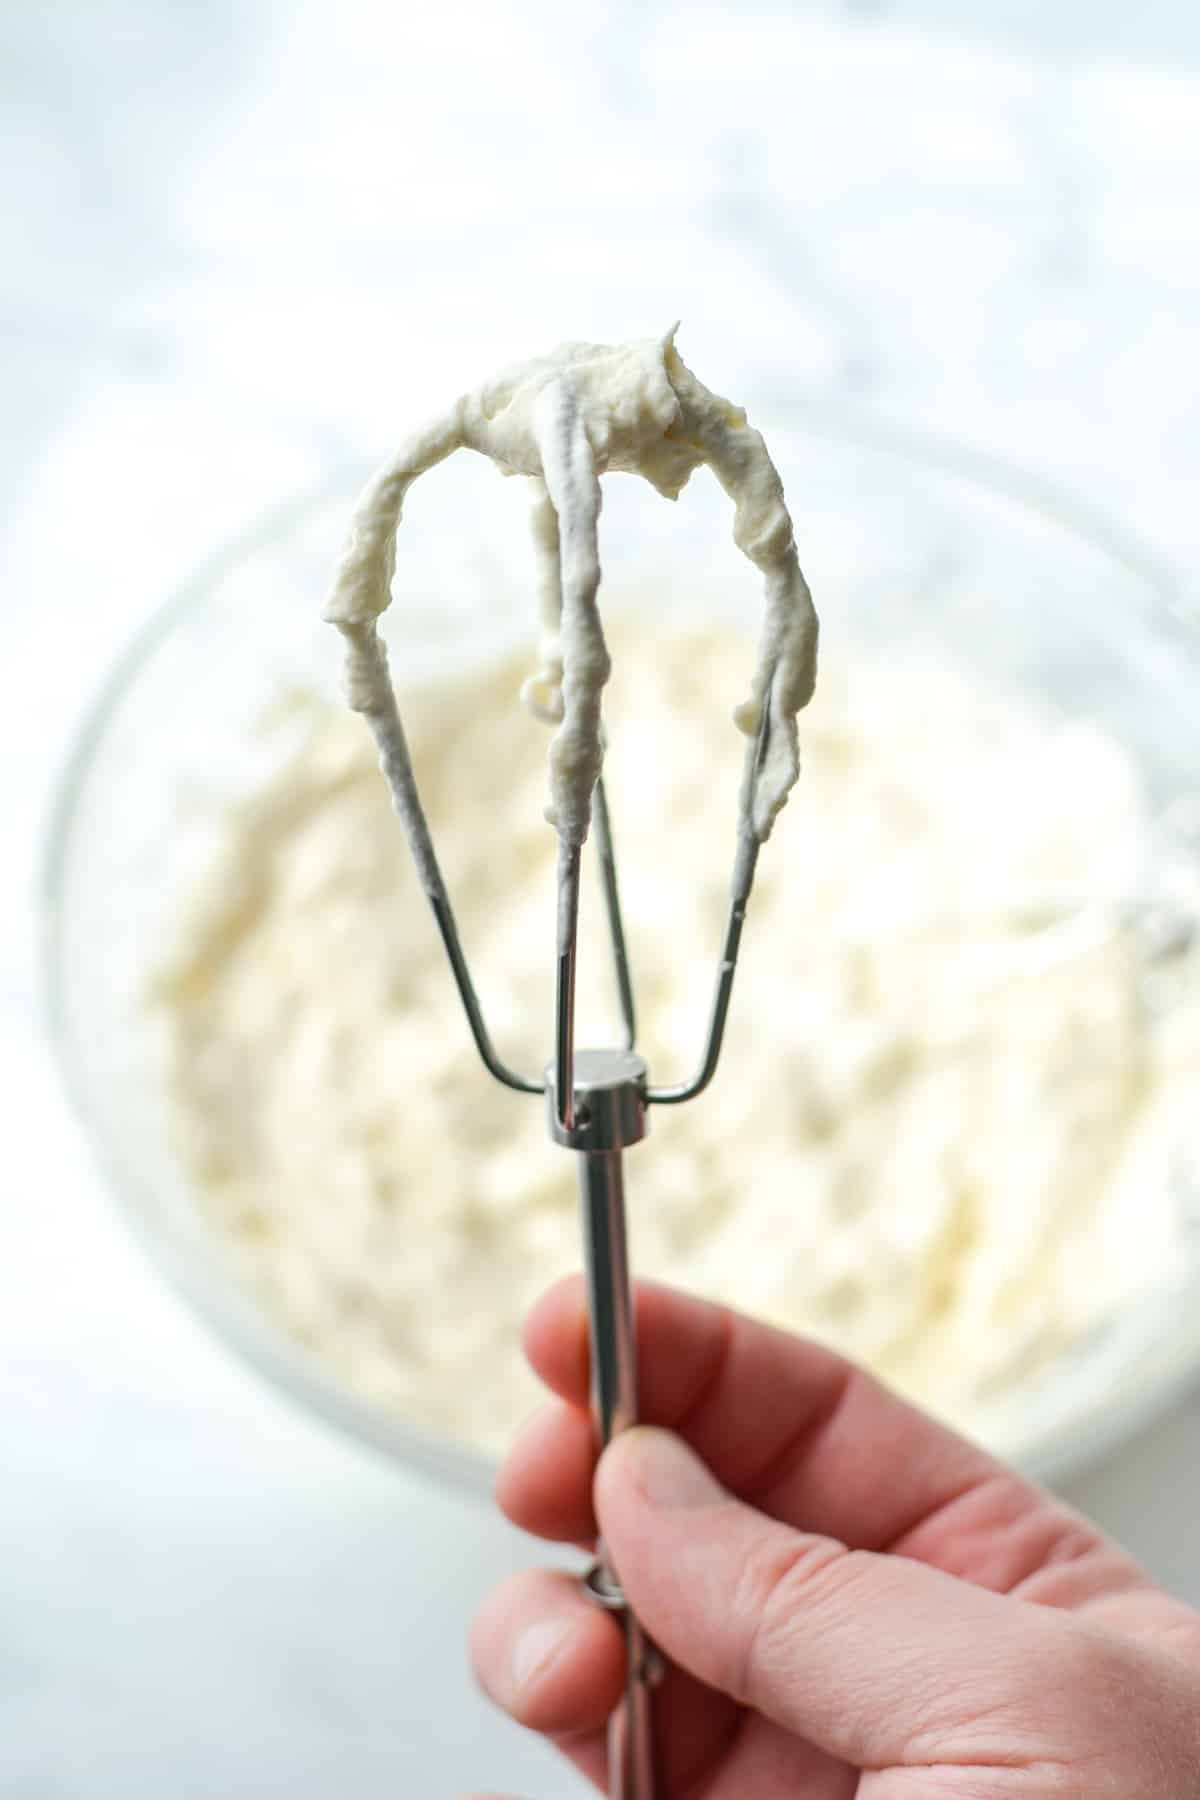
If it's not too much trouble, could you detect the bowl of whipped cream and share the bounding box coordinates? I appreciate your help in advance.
[43,407,1200,1493]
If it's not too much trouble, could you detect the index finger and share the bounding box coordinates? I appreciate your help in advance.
[514,1275,999,1556]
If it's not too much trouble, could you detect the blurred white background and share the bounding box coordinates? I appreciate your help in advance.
[4,3,1200,1794]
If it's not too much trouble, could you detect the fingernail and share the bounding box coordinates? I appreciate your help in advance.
[618,1428,721,1509]
[510,1616,575,1697]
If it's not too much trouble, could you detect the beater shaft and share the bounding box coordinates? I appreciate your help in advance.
[549,1050,658,1798]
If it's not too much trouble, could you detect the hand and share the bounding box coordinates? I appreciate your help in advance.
[469,1277,1200,1797]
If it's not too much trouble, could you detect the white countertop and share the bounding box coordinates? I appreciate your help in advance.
[5,4,1200,1794]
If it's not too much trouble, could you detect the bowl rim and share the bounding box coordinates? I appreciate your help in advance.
[39,412,1200,1495]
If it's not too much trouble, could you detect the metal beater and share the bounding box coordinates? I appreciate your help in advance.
[324,336,813,1800]
[343,628,776,1799]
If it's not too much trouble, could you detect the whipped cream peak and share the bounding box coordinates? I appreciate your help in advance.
[324,331,818,844]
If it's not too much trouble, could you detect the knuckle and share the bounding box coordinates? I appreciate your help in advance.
[729,1530,851,1703]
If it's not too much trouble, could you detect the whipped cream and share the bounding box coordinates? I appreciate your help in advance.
[323,330,818,845]
[152,629,1195,1455]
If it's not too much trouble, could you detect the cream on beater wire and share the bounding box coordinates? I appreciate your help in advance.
[323,328,818,844]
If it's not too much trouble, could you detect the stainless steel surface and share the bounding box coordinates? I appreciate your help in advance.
[593,773,638,1053]
[584,1541,667,1797]
[645,675,771,1106]
[555,843,583,1131]
[605,1627,659,1800]
[570,1061,655,1799]
[336,625,545,1097]
[545,1050,649,1155]
[428,894,543,1098]
[577,1146,641,1447]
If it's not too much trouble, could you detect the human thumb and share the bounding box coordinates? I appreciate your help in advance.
[594,1426,1077,1771]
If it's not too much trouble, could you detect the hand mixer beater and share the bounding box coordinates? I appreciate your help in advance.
[324,329,818,1800]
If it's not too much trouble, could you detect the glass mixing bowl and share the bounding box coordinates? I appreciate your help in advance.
[43,411,1200,1495]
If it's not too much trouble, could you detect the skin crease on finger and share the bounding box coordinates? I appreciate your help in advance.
[473,1278,1200,1798]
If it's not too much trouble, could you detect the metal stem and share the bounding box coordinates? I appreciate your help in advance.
[647,838,759,1106]
[579,1147,657,1800]
[351,623,542,1096]
[580,1150,639,1442]
[547,1052,657,1800]
[648,674,775,1106]
[429,898,543,1096]
[555,842,583,1128]
[607,1615,658,1800]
